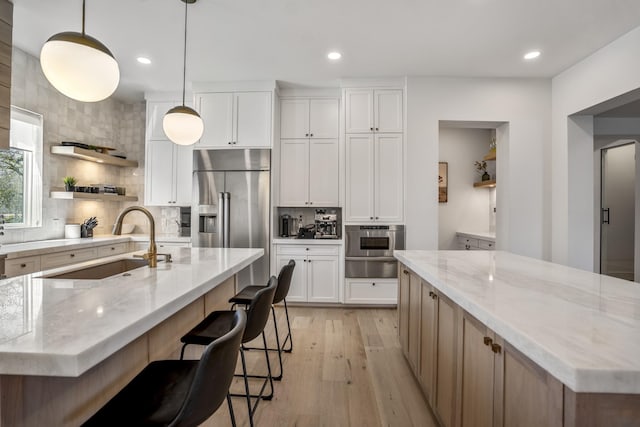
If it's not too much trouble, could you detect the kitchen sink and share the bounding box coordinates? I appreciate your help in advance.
[42,258,150,280]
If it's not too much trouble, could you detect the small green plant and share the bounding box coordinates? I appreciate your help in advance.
[63,176,77,191]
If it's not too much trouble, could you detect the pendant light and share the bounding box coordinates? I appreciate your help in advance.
[163,0,204,146]
[40,0,120,102]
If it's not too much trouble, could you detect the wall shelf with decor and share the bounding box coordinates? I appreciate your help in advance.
[51,145,138,168]
[483,151,496,161]
[473,179,496,189]
[50,188,138,202]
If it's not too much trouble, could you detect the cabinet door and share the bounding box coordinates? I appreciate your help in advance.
[419,281,438,405]
[307,255,339,303]
[234,92,272,147]
[280,99,309,139]
[374,89,403,133]
[309,98,339,138]
[279,139,309,206]
[398,267,410,357]
[145,139,176,206]
[196,92,234,147]
[435,292,459,427]
[459,311,495,427]
[493,337,563,427]
[277,255,307,302]
[375,134,403,222]
[345,134,374,222]
[345,89,374,133]
[174,144,193,206]
[147,101,178,140]
[308,139,339,206]
[408,272,422,373]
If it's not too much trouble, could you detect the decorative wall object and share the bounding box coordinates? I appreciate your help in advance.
[439,162,448,203]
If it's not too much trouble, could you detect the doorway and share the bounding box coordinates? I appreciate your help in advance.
[600,142,636,281]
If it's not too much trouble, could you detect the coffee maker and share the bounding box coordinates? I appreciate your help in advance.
[314,210,338,239]
[280,214,293,237]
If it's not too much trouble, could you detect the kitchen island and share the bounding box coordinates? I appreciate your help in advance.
[0,247,262,426]
[395,250,640,427]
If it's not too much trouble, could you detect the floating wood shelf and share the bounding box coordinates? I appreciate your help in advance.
[51,146,138,168]
[483,151,496,161]
[50,188,138,202]
[474,180,496,188]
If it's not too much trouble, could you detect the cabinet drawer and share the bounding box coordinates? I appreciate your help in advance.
[345,279,397,304]
[5,256,41,277]
[42,248,97,269]
[457,236,479,250]
[97,243,130,258]
[276,244,340,256]
[478,239,495,250]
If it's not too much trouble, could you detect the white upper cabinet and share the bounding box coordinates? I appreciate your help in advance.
[345,88,403,133]
[195,91,272,148]
[281,98,339,139]
[345,134,375,221]
[147,101,179,140]
[279,98,340,207]
[374,134,404,221]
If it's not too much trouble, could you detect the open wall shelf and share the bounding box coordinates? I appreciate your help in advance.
[473,180,496,189]
[51,146,139,168]
[50,188,138,202]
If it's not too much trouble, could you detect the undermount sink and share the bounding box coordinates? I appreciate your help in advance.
[42,258,150,280]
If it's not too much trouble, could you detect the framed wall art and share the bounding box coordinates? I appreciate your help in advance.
[439,162,448,203]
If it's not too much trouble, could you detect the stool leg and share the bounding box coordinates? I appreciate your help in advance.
[227,393,237,427]
[271,305,284,381]
[261,331,274,401]
[239,348,255,427]
[282,299,293,353]
[179,343,188,360]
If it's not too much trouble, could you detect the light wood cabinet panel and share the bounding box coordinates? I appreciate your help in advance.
[5,255,41,277]
[459,311,495,427]
[408,271,421,372]
[96,243,129,258]
[494,337,563,427]
[398,267,410,357]
[435,292,458,427]
[419,280,437,405]
[41,248,97,270]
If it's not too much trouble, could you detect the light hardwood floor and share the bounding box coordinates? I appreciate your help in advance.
[203,306,438,427]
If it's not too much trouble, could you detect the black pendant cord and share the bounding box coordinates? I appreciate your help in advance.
[82,0,86,35]
[181,0,188,107]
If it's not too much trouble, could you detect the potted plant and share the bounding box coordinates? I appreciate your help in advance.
[63,176,77,192]
[474,161,491,181]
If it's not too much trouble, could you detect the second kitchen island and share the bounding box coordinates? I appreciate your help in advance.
[0,247,263,426]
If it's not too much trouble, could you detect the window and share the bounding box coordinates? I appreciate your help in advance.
[0,107,42,228]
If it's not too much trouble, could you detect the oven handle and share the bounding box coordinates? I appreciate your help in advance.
[345,256,397,262]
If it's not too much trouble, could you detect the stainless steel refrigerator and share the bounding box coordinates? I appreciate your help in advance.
[191,149,270,288]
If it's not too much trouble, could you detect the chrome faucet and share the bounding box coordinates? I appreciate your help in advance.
[113,206,158,268]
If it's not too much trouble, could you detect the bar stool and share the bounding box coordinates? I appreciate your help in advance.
[82,310,247,427]
[229,259,295,381]
[180,276,278,427]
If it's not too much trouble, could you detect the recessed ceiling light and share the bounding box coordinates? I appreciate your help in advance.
[327,52,342,60]
[137,56,152,65]
[524,50,541,60]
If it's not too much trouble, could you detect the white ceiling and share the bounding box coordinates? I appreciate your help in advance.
[12,0,640,102]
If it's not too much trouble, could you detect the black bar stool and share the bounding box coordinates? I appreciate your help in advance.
[82,309,247,427]
[180,276,278,427]
[229,259,295,381]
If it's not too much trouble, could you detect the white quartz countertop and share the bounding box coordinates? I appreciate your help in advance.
[394,250,640,394]
[0,247,262,377]
[273,238,343,245]
[0,234,191,258]
[455,231,496,241]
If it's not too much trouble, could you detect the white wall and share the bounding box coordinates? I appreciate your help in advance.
[406,77,551,259]
[552,26,640,269]
[438,127,492,249]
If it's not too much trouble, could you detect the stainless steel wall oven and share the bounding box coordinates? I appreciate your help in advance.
[345,225,405,278]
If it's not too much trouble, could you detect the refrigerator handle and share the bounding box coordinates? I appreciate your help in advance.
[222,192,231,248]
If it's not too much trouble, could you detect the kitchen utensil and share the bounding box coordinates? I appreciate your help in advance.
[297,224,315,239]
[279,214,292,237]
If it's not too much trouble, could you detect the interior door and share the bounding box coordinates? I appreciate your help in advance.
[601,143,636,281]
[225,170,270,287]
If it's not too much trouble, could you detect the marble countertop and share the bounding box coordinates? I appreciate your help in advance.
[394,250,640,394]
[0,247,262,377]
[455,231,496,241]
[0,234,191,258]
[273,237,343,245]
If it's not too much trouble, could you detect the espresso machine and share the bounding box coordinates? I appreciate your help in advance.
[314,210,338,239]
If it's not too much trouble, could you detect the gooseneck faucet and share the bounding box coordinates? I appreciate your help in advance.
[113,206,157,268]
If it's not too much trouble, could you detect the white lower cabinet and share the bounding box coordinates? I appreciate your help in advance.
[345,278,397,304]
[275,244,340,303]
[456,235,495,251]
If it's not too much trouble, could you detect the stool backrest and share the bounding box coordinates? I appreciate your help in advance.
[273,259,296,304]
[243,275,278,342]
[170,310,247,427]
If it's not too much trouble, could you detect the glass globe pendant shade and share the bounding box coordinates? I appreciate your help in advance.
[40,32,120,102]
[163,105,204,145]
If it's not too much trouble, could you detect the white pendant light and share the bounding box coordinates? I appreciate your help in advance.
[163,0,204,146]
[40,0,119,102]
